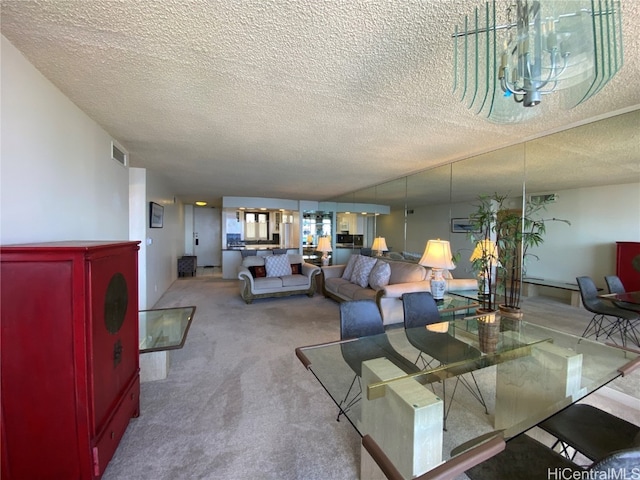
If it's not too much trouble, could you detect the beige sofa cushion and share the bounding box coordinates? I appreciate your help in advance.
[369,260,391,290]
[388,261,427,284]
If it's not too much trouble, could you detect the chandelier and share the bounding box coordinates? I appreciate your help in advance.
[452,0,623,123]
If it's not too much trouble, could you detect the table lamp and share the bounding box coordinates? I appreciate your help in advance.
[469,240,499,295]
[371,237,388,257]
[316,236,332,266]
[419,239,456,300]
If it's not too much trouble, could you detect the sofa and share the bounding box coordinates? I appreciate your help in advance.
[238,253,321,303]
[322,254,477,325]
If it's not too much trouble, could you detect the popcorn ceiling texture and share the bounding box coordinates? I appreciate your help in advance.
[1,0,639,204]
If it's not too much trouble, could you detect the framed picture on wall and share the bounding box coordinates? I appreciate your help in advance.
[150,202,164,228]
[451,218,478,233]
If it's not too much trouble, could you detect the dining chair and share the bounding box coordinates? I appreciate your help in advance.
[402,292,487,429]
[576,276,638,347]
[605,275,640,315]
[337,300,420,421]
[604,275,640,347]
[362,432,505,480]
[463,433,640,480]
[538,403,640,462]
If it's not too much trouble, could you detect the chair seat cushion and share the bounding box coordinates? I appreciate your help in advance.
[281,274,309,287]
[539,404,640,461]
[338,282,366,298]
[253,277,284,290]
[465,434,580,480]
[353,288,377,301]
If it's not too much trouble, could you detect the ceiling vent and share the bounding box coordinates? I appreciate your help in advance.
[529,193,558,204]
[111,141,128,166]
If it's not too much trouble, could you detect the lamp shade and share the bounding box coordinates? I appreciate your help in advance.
[371,237,388,253]
[469,240,498,263]
[316,236,332,252]
[419,239,456,270]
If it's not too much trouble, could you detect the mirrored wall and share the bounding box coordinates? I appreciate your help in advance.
[330,109,640,285]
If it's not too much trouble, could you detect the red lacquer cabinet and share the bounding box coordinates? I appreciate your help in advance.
[1,241,141,479]
[616,241,640,292]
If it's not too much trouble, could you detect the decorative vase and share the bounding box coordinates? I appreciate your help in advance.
[498,304,523,331]
[477,309,500,353]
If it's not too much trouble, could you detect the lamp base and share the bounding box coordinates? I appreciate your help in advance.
[430,269,446,300]
[321,254,330,267]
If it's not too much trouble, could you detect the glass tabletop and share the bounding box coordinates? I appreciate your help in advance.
[139,306,196,353]
[296,316,638,478]
[599,291,640,306]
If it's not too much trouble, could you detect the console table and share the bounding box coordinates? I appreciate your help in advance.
[522,277,602,308]
[139,306,196,381]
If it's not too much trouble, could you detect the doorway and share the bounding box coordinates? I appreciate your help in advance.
[194,207,221,267]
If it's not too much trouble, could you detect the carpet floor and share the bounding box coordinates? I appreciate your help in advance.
[103,270,639,480]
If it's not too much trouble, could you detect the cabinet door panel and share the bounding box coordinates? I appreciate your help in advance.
[88,249,139,434]
[1,261,83,479]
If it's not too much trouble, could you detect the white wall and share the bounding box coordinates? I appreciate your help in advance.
[1,36,129,243]
[2,36,185,309]
[526,182,640,287]
[141,170,185,308]
[379,182,640,288]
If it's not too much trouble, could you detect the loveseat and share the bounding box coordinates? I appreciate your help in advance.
[322,254,477,325]
[238,253,321,303]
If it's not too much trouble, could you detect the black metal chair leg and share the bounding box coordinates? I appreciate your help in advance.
[336,375,361,422]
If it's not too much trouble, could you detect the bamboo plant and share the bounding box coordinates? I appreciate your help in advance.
[494,194,570,311]
[468,193,570,313]
[468,194,502,312]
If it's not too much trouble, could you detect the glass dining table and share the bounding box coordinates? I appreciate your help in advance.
[296,315,639,479]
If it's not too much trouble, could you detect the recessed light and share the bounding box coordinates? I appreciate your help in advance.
[195,201,207,206]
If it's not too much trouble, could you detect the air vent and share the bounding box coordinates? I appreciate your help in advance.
[111,141,128,166]
[530,193,558,204]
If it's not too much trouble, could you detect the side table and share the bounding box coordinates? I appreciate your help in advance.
[139,306,196,381]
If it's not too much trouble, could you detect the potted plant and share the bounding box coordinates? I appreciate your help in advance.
[467,195,502,352]
[469,193,571,322]
[494,194,570,319]
[468,194,502,314]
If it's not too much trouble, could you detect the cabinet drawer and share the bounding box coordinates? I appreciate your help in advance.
[92,375,140,478]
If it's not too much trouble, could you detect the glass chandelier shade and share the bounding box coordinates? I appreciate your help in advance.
[452,0,623,123]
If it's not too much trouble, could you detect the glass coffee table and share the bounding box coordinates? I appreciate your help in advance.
[139,306,196,381]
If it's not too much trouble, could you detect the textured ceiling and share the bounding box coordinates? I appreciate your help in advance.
[1,0,639,206]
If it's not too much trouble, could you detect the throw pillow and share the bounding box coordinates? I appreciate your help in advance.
[342,254,360,279]
[350,255,378,288]
[249,265,267,278]
[290,263,302,274]
[265,254,292,277]
[369,260,391,290]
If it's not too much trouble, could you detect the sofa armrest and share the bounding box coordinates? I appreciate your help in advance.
[379,280,431,299]
[321,264,345,279]
[238,266,256,289]
[302,262,321,278]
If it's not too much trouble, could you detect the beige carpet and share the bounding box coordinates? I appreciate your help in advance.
[104,271,361,480]
[103,270,639,480]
